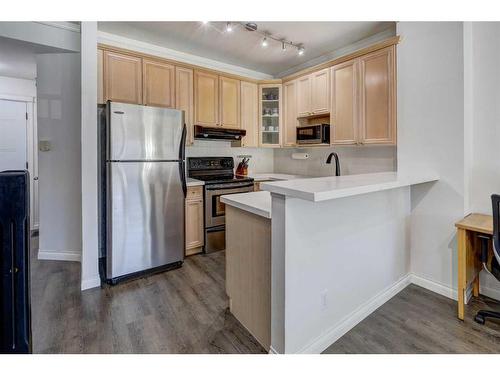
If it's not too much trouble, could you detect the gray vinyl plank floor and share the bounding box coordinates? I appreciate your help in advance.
[30,233,266,354]
[323,284,500,354]
[30,233,500,354]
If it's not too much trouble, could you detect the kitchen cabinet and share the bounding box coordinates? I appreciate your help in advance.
[185,186,204,256]
[311,68,330,115]
[330,46,396,145]
[194,70,219,127]
[219,76,240,128]
[259,84,282,147]
[240,81,259,147]
[97,49,104,104]
[296,75,311,117]
[359,46,396,144]
[175,66,194,145]
[142,59,175,108]
[283,80,298,147]
[330,59,358,144]
[103,50,142,104]
[295,68,330,118]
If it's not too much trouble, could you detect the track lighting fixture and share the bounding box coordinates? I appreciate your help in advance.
[208,22,304,55]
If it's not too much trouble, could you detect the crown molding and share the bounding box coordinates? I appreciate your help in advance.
[34,22,81,33]
[275,28,396,78]
[97,31,273,80]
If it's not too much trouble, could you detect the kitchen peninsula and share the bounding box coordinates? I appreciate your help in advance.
[221,172,439,354]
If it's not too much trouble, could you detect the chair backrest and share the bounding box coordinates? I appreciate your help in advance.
[492,194,500,263]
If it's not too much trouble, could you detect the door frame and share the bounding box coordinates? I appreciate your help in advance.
[0,94,38,230]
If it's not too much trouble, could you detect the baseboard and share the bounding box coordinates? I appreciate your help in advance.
[38,249,81,262]
[268,346,279,354]
[297,274,412,354]
[81,276,101,291]
[409,273,458,301]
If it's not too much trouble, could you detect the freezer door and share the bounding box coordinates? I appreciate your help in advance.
[107,161,184,279]
[108,102,184,161]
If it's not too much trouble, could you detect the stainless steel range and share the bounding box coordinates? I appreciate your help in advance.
[187,157,254,253]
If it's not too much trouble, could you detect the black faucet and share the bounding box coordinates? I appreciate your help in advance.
[326,152,341,176]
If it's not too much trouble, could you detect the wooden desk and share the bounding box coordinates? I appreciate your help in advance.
[455,213,493,320]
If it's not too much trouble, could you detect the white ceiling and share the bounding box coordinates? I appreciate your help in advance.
[98,22,395,76]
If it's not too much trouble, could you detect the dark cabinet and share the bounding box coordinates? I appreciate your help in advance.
[0,171,31,353]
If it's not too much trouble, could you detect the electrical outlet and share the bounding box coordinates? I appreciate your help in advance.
[320,289,328,310]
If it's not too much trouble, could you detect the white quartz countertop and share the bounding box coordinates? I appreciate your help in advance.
[220,191,271,219]
[186,177,204,187]
[247,173,305,182]
[260,172,439,202]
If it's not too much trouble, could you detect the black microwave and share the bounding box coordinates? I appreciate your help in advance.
[296,124,330,145]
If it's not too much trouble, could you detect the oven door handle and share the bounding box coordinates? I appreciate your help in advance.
[205,183,255,191]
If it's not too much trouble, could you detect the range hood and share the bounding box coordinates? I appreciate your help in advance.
[194,125,246,141]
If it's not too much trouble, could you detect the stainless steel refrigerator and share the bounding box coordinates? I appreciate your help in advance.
[104,102,186,284]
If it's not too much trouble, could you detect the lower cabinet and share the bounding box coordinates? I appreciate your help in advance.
[185,186,204,256]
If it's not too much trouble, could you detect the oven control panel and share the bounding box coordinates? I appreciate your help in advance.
[187,157,234,171]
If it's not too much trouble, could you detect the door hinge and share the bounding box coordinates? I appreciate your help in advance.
[26,162,29,169]
[26,112,28,120]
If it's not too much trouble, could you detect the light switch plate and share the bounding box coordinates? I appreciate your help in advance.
[39,140,51,152]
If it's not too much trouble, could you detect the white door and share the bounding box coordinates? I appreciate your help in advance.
[0,100,27,171]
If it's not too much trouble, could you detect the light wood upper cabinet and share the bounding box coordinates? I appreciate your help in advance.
[331,60,358,145]
[219,76,240,129]
[142,59,175,108]
[359,46,396,144]
[175,67,194,145]
[297,75,312,117]
[295,69,330,118]
[240,81,258,147]
[97,49,104,104]
[103,51,142,104]
[283,80,298,147]
[194,70,219,127]
[311,68,330,115]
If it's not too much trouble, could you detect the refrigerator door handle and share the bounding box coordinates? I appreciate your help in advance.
[179,160,187,197]
[178,123,187,197]
[179,123,187,161]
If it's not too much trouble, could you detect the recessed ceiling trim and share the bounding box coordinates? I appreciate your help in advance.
[98,31,273,80]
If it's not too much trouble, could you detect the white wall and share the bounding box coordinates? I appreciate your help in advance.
[187,141,274,173]
[37,53,82,261]
[271,187,411,353]
[0,37,37,80]
[0,22,80,53]
[80,22,100,290]
[468,22,500,299]
[273,145,396,177]
[397,22,466,296]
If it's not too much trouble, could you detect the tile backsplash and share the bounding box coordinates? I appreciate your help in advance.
[273,146,397,177]
[186,140,274,173]
[186,140,396,177]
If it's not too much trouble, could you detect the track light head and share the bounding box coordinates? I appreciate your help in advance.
[261,37,268,47]
[298,46,305,55]
[226,22,233,32]
[281,41,286,51]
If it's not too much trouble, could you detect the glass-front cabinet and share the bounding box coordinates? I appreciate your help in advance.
[259,84,282,147]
